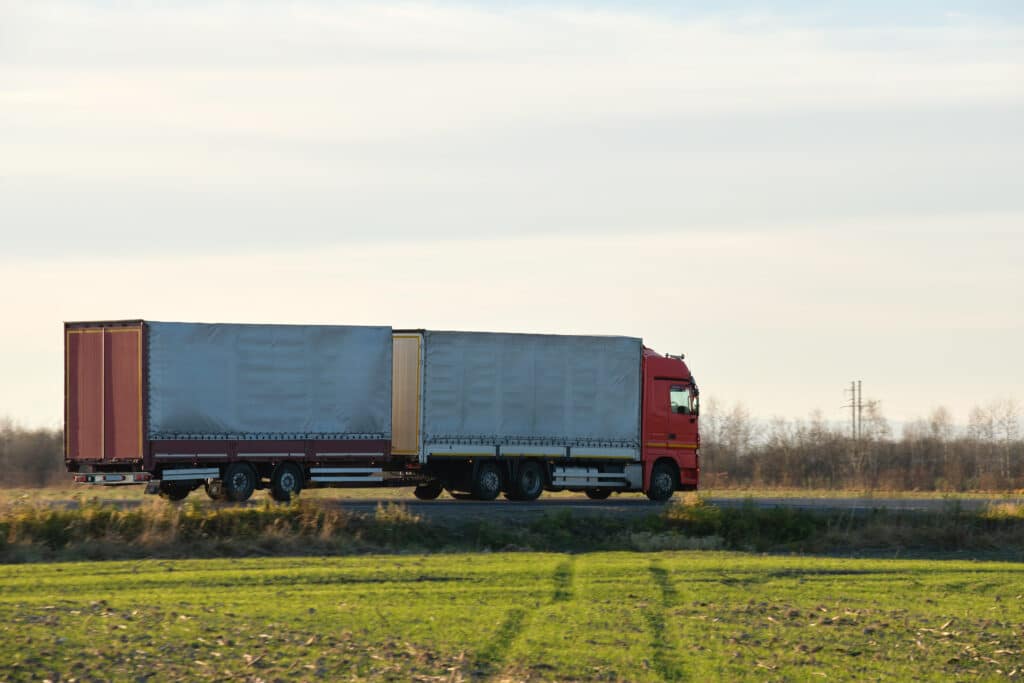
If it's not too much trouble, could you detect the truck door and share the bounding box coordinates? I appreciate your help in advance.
[665,381,697,448]
[65,324,144,463]
[648,379,696,445]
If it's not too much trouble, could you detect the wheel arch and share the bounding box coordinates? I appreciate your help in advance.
[643,456,680,492]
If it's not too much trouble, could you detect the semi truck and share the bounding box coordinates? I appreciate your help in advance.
[65,321,699,502]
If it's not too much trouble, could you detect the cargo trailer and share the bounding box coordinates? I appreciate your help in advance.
[66,320,699,502]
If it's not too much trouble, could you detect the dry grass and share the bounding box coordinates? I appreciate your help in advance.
[981,501,1024,520]
[2,493,1024,563]
[0,497,447,562]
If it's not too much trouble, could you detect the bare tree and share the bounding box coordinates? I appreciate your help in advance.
[990,398,1021,482]
[0,421,64,487]
[693,395,1020,492]
[968,404,996,441]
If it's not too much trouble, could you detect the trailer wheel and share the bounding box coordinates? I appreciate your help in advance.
[223,463,257,502]
[470,462,502,501]
[270,463,303,503]
[646,461,676,502]
[413,481,444,500]
[159,482,191,501]
[509,461,543,501]
[204,480,227,501]
[585,488,612,500]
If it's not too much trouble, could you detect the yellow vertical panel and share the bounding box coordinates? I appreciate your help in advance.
[391,335,421,455]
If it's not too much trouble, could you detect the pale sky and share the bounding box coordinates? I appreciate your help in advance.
[1,1,1022,430]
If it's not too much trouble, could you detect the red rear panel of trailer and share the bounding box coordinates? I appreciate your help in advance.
[65,321,145,464]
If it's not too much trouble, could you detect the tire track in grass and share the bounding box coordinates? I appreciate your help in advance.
[552,557,575,603]
[471,606,528,679]
[476,558,575,680]
[644,560,688,682]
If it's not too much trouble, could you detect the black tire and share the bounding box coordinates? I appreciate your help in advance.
[470,461,502,501]
[223,463,257,502]
[204,480,227,501]
[646,461,676,502]
[585,488,612,500]
[159,482,191,501]
[413,481,444,500]
[509,461,544,501]
[270,463,303,503]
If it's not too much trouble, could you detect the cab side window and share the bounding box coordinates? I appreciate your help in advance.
[669,385,692,415]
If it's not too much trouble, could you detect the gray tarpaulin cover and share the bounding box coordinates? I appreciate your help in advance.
[423,331,642,446]
[147,322,392,440]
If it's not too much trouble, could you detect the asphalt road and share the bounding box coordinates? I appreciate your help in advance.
[708,495,1020,513]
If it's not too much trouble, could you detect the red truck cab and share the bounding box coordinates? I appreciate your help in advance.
[642,347,700,496]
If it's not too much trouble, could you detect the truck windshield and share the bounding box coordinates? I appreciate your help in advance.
[670,385,694,415]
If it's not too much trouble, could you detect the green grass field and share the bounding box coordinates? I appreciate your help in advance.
[1,552,1021,681]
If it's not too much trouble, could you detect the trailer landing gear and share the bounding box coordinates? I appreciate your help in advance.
[204,480,226,501]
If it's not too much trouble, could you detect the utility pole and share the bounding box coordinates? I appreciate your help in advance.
[844,380,864,442]
[843,380,865,486]
[851,378,860,444]
[848,381,856,438]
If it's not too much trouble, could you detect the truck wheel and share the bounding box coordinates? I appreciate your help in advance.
[509,461,544,501]
[585,488,612,500]
[159,482,191,501]
[270,463,303,503]
[646,462,676,502]
[471,462,502,501]
[223,463,257,502]
[204,480,227,501]
[413,481,444,500]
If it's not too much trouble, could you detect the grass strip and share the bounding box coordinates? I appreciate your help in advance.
[1,495,1023,563]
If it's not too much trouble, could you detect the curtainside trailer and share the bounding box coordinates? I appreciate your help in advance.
[66,321,699,502]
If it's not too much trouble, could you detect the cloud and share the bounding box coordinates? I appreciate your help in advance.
[3,2,1022,142]
[0,2,1021,426]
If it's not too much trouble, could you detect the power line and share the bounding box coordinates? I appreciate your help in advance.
[843,380,864,441]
